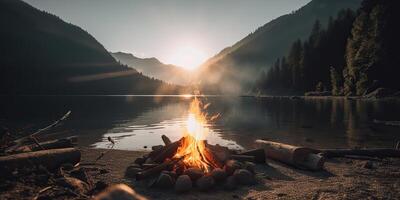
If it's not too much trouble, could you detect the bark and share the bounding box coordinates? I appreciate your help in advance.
[256,140,324,171]
[0,148,80,173]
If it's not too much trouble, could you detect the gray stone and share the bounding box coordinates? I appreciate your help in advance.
[175,175,192,193]
[243,162,256,174]
[156,173,174,189]
[224,160,242,175]
[211,168,227,182]
[233,169,256,185]
[223,176,237,191]
[183,168,204,181]
[196,175,215,191]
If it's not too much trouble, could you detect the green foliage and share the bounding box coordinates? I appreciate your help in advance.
[255,9,356,95]
[344,0,400,95]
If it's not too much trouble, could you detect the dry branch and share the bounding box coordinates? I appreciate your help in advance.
[0,148,80,173]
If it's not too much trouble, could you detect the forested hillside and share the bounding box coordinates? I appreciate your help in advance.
[255,0,400,96]
[0,0,180,95]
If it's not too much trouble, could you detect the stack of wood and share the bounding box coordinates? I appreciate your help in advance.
[125,135,265,192]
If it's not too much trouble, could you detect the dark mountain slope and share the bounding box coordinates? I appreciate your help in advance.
[111,52,191,85]
[0,0,180,94]
[197,0,361,94]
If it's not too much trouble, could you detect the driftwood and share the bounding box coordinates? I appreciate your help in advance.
[256,140,324,171]
[229,155,255,162]
[161,135,172,145]
[0,148,80,173]
[318,148,400,158]
[238,148,266,163]
[11,137,77,153]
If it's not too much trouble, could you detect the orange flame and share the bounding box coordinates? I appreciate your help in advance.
[174,97,220,172]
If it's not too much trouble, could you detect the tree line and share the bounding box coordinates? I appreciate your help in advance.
[255,0,400,96]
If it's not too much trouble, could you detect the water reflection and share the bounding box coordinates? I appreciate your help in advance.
[0,96,399,151]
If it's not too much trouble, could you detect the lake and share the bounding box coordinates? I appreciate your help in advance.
[1,95,400,151]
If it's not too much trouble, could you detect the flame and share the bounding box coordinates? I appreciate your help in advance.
[174,97,220,172]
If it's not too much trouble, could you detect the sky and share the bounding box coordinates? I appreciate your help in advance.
[24,0,311,69]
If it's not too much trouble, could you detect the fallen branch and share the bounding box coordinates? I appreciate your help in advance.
[10,136,77,153]
[0,148,80,173]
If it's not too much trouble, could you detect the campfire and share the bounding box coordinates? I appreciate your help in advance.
[128,97,266,192]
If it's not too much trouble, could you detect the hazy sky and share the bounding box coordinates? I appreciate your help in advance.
[24,0,310,69]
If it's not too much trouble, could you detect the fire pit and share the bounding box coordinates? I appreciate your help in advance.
[125,97,265,192]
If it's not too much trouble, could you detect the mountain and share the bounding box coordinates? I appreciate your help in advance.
[196,0,362,94]
[111,52,191,85]
[0,0,181,95]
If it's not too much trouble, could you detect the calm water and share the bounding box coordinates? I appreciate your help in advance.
[1,95,400,151]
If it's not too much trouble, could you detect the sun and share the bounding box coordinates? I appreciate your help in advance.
[167,45,207,70]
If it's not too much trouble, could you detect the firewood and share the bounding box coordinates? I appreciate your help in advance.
[11,137,77,153]
[318,148,400,158]
[0,148,80,173]
[136,157,183,180]
[255,140,324,171]
[161,135,172,145]
[238,148,265,163]
[229,155,255,162]
[151,139,182,163]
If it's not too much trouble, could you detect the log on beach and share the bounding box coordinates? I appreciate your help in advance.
[11,136,78,153]
[319,148,400,158]
[255,140,324,171]
[0,148,80,173]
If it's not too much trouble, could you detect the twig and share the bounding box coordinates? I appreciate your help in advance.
[94,136,115,162]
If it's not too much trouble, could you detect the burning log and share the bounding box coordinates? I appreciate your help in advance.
[161,135,172,145]
[10,137,77,153]
[318,148,400,158]
[255,140,324,171]
[150,139,182,163]
[0,148,80,173]
[237,148,265,163]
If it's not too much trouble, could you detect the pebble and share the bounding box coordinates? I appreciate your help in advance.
[196,175,215,191]
[223,176,237,191]
[156,173,174,189]
[233,169,256,185]
[363,161,374,169]
[224,160,242,175]
[175,175,192,193]
[211,168,227,182]
[183,168,204,181]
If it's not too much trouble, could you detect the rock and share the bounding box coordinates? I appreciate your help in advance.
[224,160,242,175]
[125,166,142,178]
[233,169,256,185]
[363,161,374,169]
[93,184,146,200]
[161,170,177,180]
[243,162,255,174]
[196,175,215,191]
[134,157,146,165]
[211,168,227,182]
[156,173,174,189]
[183,168,204,181]
[56,177,89,194]
[175,175,192,193]
[223,176,237,191]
